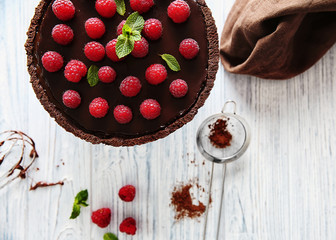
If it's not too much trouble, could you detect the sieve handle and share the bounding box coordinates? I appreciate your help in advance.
[222,100,237,114]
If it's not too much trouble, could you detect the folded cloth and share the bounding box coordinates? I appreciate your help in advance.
[220,0,336,79]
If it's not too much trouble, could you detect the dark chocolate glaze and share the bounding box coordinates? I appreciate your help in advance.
[34,0,209,138]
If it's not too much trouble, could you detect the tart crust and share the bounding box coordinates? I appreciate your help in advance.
[25,0,219,146]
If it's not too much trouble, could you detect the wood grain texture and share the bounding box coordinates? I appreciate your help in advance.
[1,0,336,239]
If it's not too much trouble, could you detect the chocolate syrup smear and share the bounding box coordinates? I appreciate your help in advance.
[0,130,38,189]
[30,181,64,191]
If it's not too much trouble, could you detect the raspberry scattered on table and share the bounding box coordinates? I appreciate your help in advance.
[91,208,111,228]
[119,217,137,235]
[118,185,136,201]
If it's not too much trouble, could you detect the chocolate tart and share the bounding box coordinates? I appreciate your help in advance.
[25,0,219,146]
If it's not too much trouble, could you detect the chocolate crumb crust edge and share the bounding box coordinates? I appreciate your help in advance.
[24,0,219,147]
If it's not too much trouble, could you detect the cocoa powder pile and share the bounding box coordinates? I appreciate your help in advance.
[209,118,232,148]
[171,183,206,220]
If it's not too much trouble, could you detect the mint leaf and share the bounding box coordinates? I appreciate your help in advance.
[103,233,118,240]
[116,34,135,59]
[125,12,145,32]
[70,204,81,219]
[87,65,99,87]
[115,0,126,16]
[116,12,145,58]
[130,30,141,41]
[70,190,89,219]
[160,54,181,72]
[122,24,132,37]
[75,189,88,204]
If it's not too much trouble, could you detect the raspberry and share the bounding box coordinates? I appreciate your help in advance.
[52,0,75,21]
[84,41,105,62]
[118,185,136,202]
[98,66,116,83]
[62,90,81,108]
[85,18,106,39]
[143,18,162,40]
[89,97,109,118]
[106,39,124,62]
[91,208,111,228]
[41,51,64,72]
[119,217,137,235]
[95,0,117,18]
[117,20,126,35]
[145,64,167,85]
[179,38,199,59]
[168,0,190,23]
[119,76,142,97]
[64,60,87,82]
[140,99,161,120]
[130,0,154,14]
[169,79,188,98]
[52,24,74,45]
[114,105,133,124]
[131,37,149,58]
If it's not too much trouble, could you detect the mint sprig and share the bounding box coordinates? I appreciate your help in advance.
[87,65,99,87]
[160,54,181,72]
[70,189,89,219]
[125,12,145,32]
[116,35,135,58]
[115,0,126,16]
[103,233,118,240]
[116,12,145,59]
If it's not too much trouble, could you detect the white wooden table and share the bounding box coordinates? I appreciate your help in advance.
[1,0,336,239]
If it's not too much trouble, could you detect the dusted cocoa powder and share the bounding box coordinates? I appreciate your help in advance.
[171,183,206,220]
[209,119,232,148]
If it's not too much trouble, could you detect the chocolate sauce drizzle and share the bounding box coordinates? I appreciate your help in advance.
[0,130,38,189]
[30,181,64,191]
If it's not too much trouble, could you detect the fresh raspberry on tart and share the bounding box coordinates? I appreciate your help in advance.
[84,41,105,62]
[106,39,124,62]
[62,90,81,109]
[98,66,116,83]
[168,0,190,23]
[41,51,64,72]
[89,97,109,118]
[143,18,163,41]
[145,64,167,85]
[95,0,117,18]
[114,105,133,124]
[140,99,161,120]
[64,60,87,83]
[131,37,149,58]
[169,79,188,98]
[119,76,142,97]
[117,20,126,35]
[52,24,74,45]
[130,0,154,14]
[179,38,200,59]
[52,0,75,21]
[85,18,106,39]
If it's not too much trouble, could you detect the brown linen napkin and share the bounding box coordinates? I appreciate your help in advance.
[220,0,336,79]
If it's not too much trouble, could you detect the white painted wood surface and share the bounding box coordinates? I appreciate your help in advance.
[1,0,336,239]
